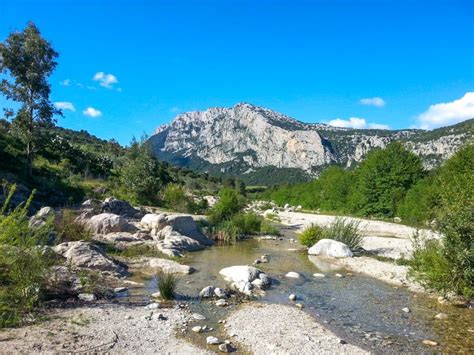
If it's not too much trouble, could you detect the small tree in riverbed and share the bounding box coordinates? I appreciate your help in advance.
[0,22,61,177]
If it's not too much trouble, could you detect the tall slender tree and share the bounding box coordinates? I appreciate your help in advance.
[0,22,60,177]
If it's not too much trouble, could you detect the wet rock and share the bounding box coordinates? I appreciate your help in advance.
[422,339,438,346]
[313,273,326,278]
[289,294,296,301]
[434,313,448,320]
[295,303,304,309]
[335,273,344,278]
[285,271,300,279]
[207,336,220,345]
[114,287,128,293]
[402,307,410,313]
[151,291,161,298]
[214,287,228,298]
[215,299,228,307]
[145,302,160,310]
[192,313,206,320]
[199,286,215,298]
[308,239,353,258]
[219,342,234,353]
[78,293,96,302]
[192,326,202,333]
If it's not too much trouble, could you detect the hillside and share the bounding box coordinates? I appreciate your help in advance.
[148,103,473,184]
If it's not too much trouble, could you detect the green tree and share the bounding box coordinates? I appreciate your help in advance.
[0,22,60,177]
[350,142,424,217]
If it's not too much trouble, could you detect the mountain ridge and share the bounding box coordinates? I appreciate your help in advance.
[148,103,473,185]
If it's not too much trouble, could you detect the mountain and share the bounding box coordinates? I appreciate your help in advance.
[148,103,473,185]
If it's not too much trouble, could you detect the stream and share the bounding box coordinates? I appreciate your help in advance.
[125,227,473,353]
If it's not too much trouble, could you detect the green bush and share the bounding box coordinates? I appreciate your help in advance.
[299,224,324,247]
[324,218,363,250]
[260,219,280,235]
[208,188,245,225]
[162,183,191,213]
[155,271,177,300]
[230,212,262,235]
[55,209,92,243]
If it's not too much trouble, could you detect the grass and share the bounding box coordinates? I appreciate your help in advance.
[54,209,92,243]
[324,217,364,250]
[298,224,324,247]
[371,255,412,266]
[155,271,177,300]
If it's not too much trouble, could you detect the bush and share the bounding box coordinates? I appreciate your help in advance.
[162,183,190,213]
[260,219,280,235]
[208,188,245,225]
[299,224,324,247]
[324,218,363,250]
[55,209,92,243]
[230,212,262,235]
[155,271,177,300]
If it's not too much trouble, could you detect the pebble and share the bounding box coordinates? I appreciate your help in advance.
[335,273,344,278]
[78,293,96,302]
[313,273,326,278]
[207,336,220,345]
[295,303,304,309]
[215,299,228,307]
[219,343,234,352]
[145,302,160,310]
[285,272,301,279]
[114,287,128,293]
[151,292,161,298]
[434,313,448,320]
[192,313,206,320]
[288,294,297,301]
[402,307,410,313]
[192,326,202,333]
[422,339,438,346]
[214,288,227,298]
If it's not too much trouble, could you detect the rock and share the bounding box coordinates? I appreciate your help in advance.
[258,273,271,288]
[251,279,263,288]
[214,287,227,298]
[155,226,207,257]
[29,206,55,228]
[53,241,128,276]
[101,197,141,219]
[192,326,202,333]
[192,313,206,320]
[86,213,128,234]
[207,336,220,345]
[285,272,301,279]
[260,255,269,263]
[78,293,96,302]
[394,217,402,223]
[253,259,261,265]
[81,198,102,211]
[151,292,161,298]
[114,287,128,293]
[164,215,214,246]
[295,303,304,309]
[219,265,261,284]
[215,299,228,307]
[45,266,82,297]
[402,307,410,313]
[284,203,290,210]
[141,213,167,230]
[145,302,160,309]
[289,294,296,301]
[219,343,234,353]
[147,258,195,274]
[437,296,449,305]
[308,239,353,258]
[434,313,448,320]
[335,273,344,278]
[313,273,326,278]
[199,286,215,298]
[233,281,253,296]
[422,340,438,346]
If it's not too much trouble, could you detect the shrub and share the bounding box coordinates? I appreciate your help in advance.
[155,271,177,300]
[162,183,190,213]
[208,188,245,225]
[299,224,324,247]
[230,212,262,235]
[324,218,363,250]
[260,220,280,235]
[55,209,92,243]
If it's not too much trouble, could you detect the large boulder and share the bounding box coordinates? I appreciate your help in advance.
[86,213,130,234]
[164,215,213,246]
[131,257,195,274]
[219,265,270,295]
[154,226,205,257]
[140,213,167,231]
[29,206,55,229]
[308,239,353,258]
[53,241,128,276]
[101,197,142,219]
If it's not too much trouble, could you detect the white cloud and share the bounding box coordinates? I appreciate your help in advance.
[54,101,75,111]
[416,92,474,129]
[82,107,102,118]
[360,97,386,107]
[328,117,390,130]
[60,79,71,86]
[93,72,118,89]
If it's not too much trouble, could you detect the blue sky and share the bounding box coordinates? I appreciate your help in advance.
[1,0,473,145]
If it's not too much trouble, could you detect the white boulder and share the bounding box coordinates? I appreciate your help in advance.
[308,239,353,258]
[86,213,128,234]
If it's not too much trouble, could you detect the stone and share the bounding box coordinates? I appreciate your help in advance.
[192,313,206,320]
[219,343,234,353]
[29,206,55,228]
[285,272,301,279]
[199,286,215,298]
[335,273,344,278]
[258,273,271,288]
[289,294,296,301]
[214,287,227,298]
[422,340,438,346]
[207,336,220,345]
[219,265,261,284]
[151,292,161,298]
[101,198,140,218]
[53,241,128,276]
[402,307,410,313]
[394,217,402,223]
[295,303,304,309]
[141,213,167,230]
[308,239,353,258]
[313,273,326,278]
[155,226,208,257]
[78,293,96,302]
[86,213,128,234]
[215,299,228,307]
[251,279,263,288]
[114,287,128,293]
[147,258,195,274]
[434,313,448,320]
[192,326,202,333]
[145,302,160,309]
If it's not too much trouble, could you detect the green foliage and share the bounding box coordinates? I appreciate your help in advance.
[324,217,363,250]
[0,184,54,328]
[299,224,324,247]
[208,188,245,225]
[54,209,92,243]
[350,142,424,217]
[260,220,280,235]
[230,212,262,235]
[161,183,207,214]
[155,272,177,300]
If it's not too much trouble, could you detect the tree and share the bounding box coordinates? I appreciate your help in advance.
[0,22,60,177]
[350,142,424,217]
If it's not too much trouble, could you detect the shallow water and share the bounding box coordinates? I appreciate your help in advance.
[127,231,473,353]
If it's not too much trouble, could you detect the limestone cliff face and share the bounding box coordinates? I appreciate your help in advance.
[149,103,473,183]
